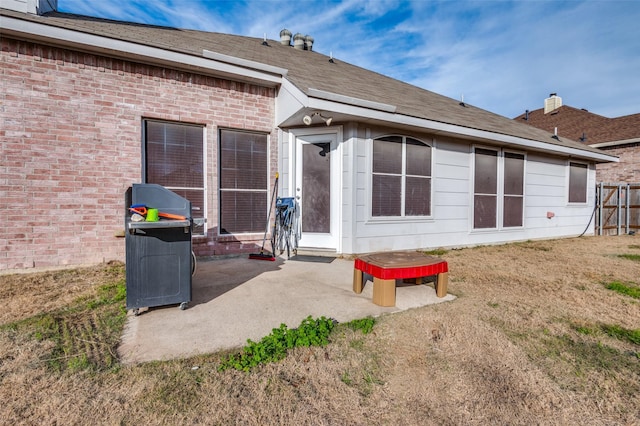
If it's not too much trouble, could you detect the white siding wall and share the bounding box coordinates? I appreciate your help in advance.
[281,124,597,254]
[346,128,596,254]
[0,0,57,14]
[279,128,291,198]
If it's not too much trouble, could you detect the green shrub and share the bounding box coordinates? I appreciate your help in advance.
[218,315,378,372]
[218,316,336,372]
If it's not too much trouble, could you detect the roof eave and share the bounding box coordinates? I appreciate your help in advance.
[277,86,617,163]
[0,15,284,87]
[590,137,640,149]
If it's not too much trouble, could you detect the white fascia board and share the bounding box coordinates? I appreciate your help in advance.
[2,16,283,86]
[305,97,618,163]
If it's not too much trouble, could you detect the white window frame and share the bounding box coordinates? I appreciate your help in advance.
[369,135,434,220]
[218,128,270,236]
[472,145,526,231]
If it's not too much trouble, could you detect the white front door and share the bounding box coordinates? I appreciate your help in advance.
[295,133,339,250]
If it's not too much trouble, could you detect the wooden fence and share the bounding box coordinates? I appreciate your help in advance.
[595,183,640,235]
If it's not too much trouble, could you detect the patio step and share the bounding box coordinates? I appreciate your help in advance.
[294,247,337,257]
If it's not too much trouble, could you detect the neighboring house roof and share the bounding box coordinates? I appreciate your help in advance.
[1,8,617,163]
[514,103,640,149]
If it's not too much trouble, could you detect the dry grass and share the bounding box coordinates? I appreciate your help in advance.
[1,236,639,425]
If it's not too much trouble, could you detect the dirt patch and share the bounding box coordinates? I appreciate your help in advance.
[1,236,639,424]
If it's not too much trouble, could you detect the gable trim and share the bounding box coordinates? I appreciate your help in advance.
[1,15,282,87]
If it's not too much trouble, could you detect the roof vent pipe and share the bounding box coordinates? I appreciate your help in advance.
[293,33,306,50]
[279,29,292,46]
[304,35,314,51]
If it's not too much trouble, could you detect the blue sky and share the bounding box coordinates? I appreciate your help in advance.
[57,0,640,119]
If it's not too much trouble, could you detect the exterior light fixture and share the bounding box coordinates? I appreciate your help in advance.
[303,112,333,126]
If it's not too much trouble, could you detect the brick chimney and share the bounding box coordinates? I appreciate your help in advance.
[0,0,57,14]
[544,93,562,114]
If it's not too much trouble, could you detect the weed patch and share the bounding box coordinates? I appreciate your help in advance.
[423,249,448,256]
[515,241,552,251]
[344,316,376,334]
[605,281,640,299]
[528,331,640,394]
[1,278,126,373]
[618,253,640,262]
[601,324,640,345]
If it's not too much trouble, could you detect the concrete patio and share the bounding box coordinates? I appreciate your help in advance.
[118,254,456,364]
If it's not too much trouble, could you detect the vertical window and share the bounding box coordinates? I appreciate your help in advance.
[219,129,268,234]
[503,153,524,227]
[474,148,498,229]
[144,119,205,234]
[372,136,431,217]
[568,162,588,203]
[473,148,525,230]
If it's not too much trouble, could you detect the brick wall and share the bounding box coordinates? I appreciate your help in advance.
[596,144,640,183]
[0,38,276,271]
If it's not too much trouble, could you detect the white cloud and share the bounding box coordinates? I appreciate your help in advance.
[57,0,640,118]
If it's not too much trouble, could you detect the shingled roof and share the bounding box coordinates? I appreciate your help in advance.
[1,8,616,160]
[515,105,640,146]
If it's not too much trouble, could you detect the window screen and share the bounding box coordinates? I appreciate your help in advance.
[474,148,498,228]
[568,162,588,203]
[219,129,268,234]
[372,136,431,217]
[144,119,205,234]
[503,152,524,227]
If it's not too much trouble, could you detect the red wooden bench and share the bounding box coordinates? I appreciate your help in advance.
[353,252,449,307]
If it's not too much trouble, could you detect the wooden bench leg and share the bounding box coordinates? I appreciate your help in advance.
[373,277,395,307]
[435,272,448,298]
[353,268,363,294]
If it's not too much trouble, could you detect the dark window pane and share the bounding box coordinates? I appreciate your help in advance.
[372,175,401,216]
[405,176,431,216]
[373,138,402,174]
[474,148,498,194]
[172,189,205,233]
[406,138,431,177]
[143,120,205,235]
[377,136,403,143]
[504,152,524,195]
[503,196,523,227]
[569,162,588,203]
[220,191,267,234]
[220,130,267,190]
[145,121,204,189]
[474,195,496,228]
